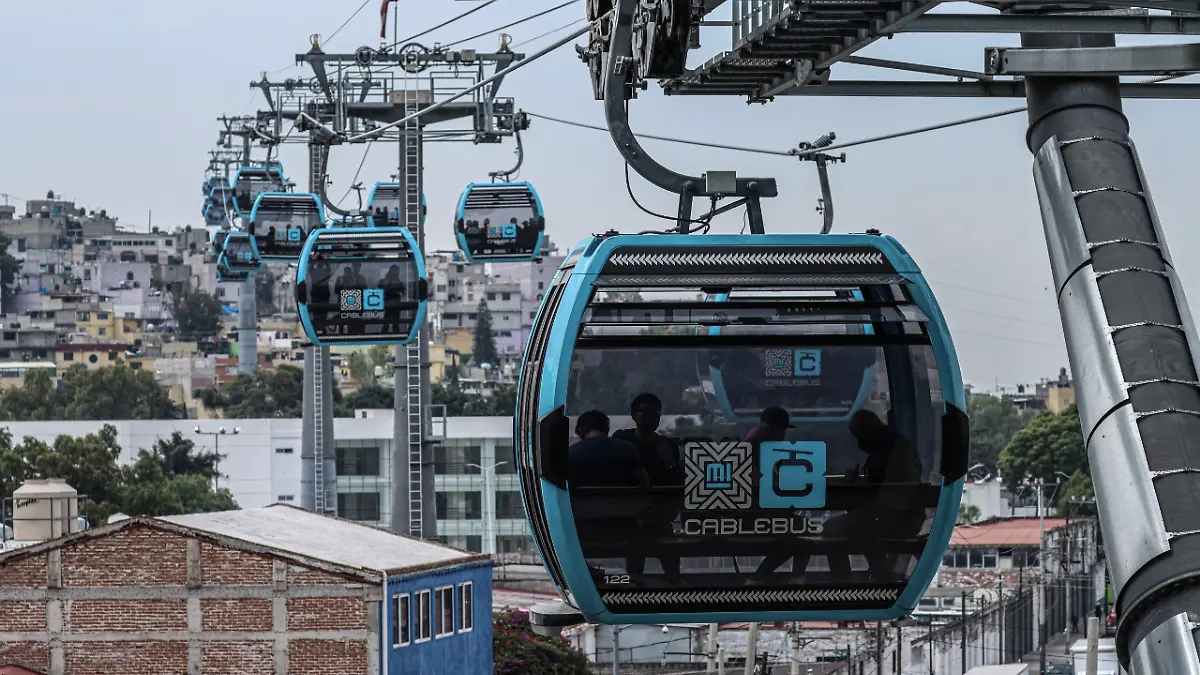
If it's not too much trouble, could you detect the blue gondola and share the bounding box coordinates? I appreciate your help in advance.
[210,229,233,259]
[248,192,326,262]
[215,253,250,283]
[203,202,228,227]
[514,233,968,624]
[454,181,545,262]
[230,165,287,218]
[366,182,427,228]
[294,227,429,346]
[220,232,262,273]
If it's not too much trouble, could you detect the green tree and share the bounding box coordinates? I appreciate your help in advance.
[0,425,124,524]
[170,287,225,340]
[492,609,589,675]
[345,346,392,385]
[1057,469,1097,517]
[432,382,516,416]
[0,366,183,421]
[118,451,238,518]
[472,299,499,366]
[997,404,1087,494]
[201,365,341,418]
[958,503,982,525]
[0,232,21,300]
[967,394,1035,473]
[0,426,238,524]
[342,382,394,411]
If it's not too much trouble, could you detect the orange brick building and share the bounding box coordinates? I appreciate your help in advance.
[0,504,490,675]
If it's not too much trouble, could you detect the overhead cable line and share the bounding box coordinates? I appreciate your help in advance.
[327,0,373,44]
[527,112,797,156]
[442,0,582,49]
[386,0,503,50]
[513,18,587,47]
[337,144,373,208]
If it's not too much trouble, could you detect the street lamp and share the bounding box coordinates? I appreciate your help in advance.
[466,460,511,555]
[194,425,240,490]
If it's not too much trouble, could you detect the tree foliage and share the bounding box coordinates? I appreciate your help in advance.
[0,366,183,421]
[201,365,347,418]
[343,382,394,411]
[345,346,392,385]
[967,394,1036,473]
[473,299,499,366]
[958,503,982,525]
[170,287,225,340]
[0,425,236,525]
[1057,468,1097,517]
[492,610,589,675]
[0,232,22,300]
[997,404,1087,496]
[432,382,516,416]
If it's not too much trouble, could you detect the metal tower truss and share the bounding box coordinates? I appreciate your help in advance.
[582,0,1200,101]
[566,0,1200,671]
[277,36,527,540]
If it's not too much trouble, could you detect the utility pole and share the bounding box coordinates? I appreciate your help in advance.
[613,624,621,675]
[708,623,720,674]
[961,590,968,674]
[744,623,759,675]
[789,622,800,675]
[1038,480,1047,675]
[876,621,883,675]
[1086,616,1100,675]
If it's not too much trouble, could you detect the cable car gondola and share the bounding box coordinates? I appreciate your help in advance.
[248,192,326,262]
[230,165,286,217]
[203,203,227,227]
[366,182,427,228]
[220,232,262,273]
[215,252,250,283]
[295,227,429,346]
[454,181,545,262]
[515,233,967,624]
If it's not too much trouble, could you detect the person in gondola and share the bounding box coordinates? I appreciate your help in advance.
[613,393,683,581]
[309,262,333,312]
[264,226,278,255]
[350,262,368,288]
[334,266,356,299]
[379,264,405,299]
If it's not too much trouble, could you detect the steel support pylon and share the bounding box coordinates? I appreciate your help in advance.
[391,89,437,539]
[1023,30,1200,674]
[302,139,337,515]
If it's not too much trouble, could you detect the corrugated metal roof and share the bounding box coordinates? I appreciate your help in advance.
[950,517,1069,547]
[159,505,489,576]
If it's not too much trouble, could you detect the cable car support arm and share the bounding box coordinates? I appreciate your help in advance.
[602,0,777,233]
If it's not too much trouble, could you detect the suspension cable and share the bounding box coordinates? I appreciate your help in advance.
[441,0,582,49]
[385,0,504,51]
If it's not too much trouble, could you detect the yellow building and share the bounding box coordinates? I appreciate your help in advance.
[0,362,58,390]
[56,343,132,370]
[443,328,474,358]
[75,310,154,344]
[1046,385,1075,413]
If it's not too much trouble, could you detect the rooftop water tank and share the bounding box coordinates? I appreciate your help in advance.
[12,478,80,542]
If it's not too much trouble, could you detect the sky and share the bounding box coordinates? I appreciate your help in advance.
[2,0,1199,391]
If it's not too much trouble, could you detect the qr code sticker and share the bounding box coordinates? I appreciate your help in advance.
[763,349,793,377]
[340,289,362,311]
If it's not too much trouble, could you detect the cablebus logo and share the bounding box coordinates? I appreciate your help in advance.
[683,441,753,510]
[339,289,386,316]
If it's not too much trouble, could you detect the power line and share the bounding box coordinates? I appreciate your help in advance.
[386,0,503,50]
[526,111,795,156]
[513,18,586,47]
[442,0,582,49]
[327,0,373,44]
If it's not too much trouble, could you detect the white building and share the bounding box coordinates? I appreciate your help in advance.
[0,414,533,557]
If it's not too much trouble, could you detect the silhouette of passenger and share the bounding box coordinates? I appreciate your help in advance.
[351,263,368,287]
[334,266,356,298]
[379,264,404,297]
[743,406,794,445]
[613,393,682,581]
[568,410,648,490]
[310,263,333,307]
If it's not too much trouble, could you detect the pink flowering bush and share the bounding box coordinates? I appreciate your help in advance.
[493,609,589,674]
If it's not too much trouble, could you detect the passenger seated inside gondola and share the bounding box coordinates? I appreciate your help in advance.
[755,408,925,582]
[379,264,406,297]
[613,393,683,582]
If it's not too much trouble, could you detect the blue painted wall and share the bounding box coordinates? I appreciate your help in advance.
[382,561,494,675]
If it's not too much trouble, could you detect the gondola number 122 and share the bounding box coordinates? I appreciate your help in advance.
[604,575,631,584]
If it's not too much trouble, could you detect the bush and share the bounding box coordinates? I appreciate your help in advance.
[493,609,589,675]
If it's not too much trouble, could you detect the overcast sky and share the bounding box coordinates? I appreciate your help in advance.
[3,1,1199,391]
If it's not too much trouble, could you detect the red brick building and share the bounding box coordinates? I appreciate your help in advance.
[0,504,488,675]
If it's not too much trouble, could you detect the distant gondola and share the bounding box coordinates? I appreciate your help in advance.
[454,181,545,262]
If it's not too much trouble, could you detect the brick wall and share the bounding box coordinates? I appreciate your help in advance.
[0,523,375,675]
[201,640,273,675]
[201,599,273,632]
[67,599,188,632]
[289,639,368,673]
[0,553,47,587]
[65,641,188,675]
[61,526,187,586]
[0,601,46,632]
[0,641,48,673]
